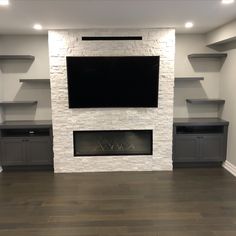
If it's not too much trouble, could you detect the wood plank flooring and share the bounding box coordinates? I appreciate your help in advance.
[0,168,236,236]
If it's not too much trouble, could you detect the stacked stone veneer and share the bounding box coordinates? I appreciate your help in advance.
[48,29,175,173]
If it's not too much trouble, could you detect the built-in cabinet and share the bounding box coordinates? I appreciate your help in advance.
[0,54,53,170]
[174,52,229,167]
[173,118,229,167]
[0,121,53,169]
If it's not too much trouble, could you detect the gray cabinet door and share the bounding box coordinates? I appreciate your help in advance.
[200,135,223,162]
[1,138,25,166]
[174,136,200,162]
[25,137,53,165]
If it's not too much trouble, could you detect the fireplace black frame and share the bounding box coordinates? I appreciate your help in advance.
[73,130,153,157]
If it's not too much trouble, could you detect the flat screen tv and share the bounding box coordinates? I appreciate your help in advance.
[66,56,159,108]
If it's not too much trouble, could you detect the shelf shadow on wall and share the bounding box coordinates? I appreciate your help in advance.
[174,81,207,106]
[4,82,52,120]
[189,58,226,72]
[174,81,218,118]
[2,104,37,121]
[0,60,33,73]
[186,102,220,118]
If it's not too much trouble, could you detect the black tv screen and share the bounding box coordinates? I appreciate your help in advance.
[66,56,159,108]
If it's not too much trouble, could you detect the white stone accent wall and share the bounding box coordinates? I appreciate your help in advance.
[48,29,175,173]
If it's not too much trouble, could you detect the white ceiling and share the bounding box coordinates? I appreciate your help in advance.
[0,0,236,34]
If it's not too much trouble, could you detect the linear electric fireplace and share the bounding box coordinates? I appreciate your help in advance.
[73,130,153,156]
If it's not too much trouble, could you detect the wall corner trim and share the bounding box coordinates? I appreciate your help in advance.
[223,161,236,177]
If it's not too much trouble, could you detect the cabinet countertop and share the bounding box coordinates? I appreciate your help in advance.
[0,120,52,129]
[174,118,229,126]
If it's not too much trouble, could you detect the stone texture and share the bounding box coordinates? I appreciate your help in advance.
[48,29,175,173]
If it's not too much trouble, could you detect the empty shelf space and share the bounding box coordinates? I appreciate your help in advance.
[20,79,50,83]
[2,128,50,137]
[175,77,204,82]
[188,53,227,59]
[186,99,225,105]
[176,125,224,134]
[0,101,38,106]
[0,55,35,60]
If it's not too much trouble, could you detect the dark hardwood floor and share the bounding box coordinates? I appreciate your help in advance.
[0,168,236,236]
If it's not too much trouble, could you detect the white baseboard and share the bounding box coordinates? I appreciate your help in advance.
[223,161,236,177]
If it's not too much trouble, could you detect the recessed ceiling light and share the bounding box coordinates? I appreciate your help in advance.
[185,22,194,29]
[221,0,234,4]
[0,0,9,6]
[33,24,43,30]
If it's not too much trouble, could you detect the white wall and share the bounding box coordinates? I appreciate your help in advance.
[49,29,175,173]
[207,19,236,167]
[219,45,236,166]
[175,34,222,118]
[0,35,51,121]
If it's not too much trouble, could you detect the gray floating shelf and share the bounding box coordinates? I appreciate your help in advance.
[0,101,38,106]
[0,55,35,60]
[174,118,229,126]
[175,77,204,82]
[207,37,236,47]
[0,120,52,129]
[186,99,225,105]
[20,79,50,83]
[188,53,227,59]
